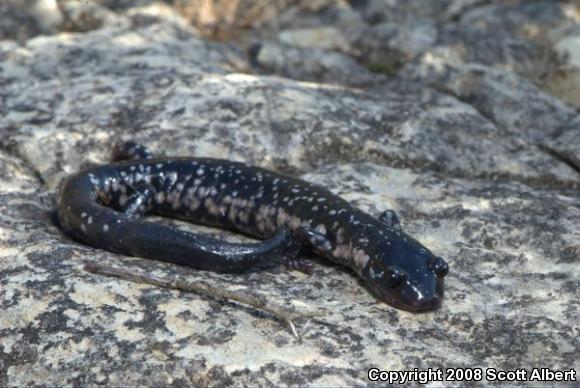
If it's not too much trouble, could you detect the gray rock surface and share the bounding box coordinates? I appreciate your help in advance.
[250,41,382,87]
[1,0,579,386]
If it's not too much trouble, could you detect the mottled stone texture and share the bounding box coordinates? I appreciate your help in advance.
[1,0,579,386]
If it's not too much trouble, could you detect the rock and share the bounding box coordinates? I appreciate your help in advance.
[58,0,129,32]
[408,63,577,141]
[249,41,383,87]
[1,155,578,385]
[126,2,193,29]
[1,23,578,189]
[544,118,580,173]
[0,0,62,42]
[1,0,579,385]
[457,1,569,38]
[349,18,438,71]
[298,0,350,13]
[278,26,350,51]
[542,28,580,108]
[350,0,482,24]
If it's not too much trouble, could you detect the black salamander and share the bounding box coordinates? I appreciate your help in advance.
[57,142,449,312]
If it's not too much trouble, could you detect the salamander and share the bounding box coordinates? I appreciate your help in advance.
[57,142,448,312]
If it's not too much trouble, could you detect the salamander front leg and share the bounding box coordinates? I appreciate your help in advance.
[284,226,335,274]
[379,209,402,231]
[112,141,154,161]
[294,227,333,253]
[123,183,156,218]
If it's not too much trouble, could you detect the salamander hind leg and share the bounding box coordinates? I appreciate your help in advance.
[123,183,156,218]
[112,141,154,161]
[284,257,315,275]
[379,209,402,231]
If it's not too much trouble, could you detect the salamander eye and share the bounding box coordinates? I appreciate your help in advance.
[430,256,449,278]
[384,267,406,288]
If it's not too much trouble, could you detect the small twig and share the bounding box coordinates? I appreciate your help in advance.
[83,262,327,338]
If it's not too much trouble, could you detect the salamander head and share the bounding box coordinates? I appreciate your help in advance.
[361,231,448,312]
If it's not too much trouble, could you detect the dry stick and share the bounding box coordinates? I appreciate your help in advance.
[84,262,327,338]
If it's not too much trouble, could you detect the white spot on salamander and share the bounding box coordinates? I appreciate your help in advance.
[88,173,99,186]
[156,192,165,204]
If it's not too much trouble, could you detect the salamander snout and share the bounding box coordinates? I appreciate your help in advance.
[363,235,449,312]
